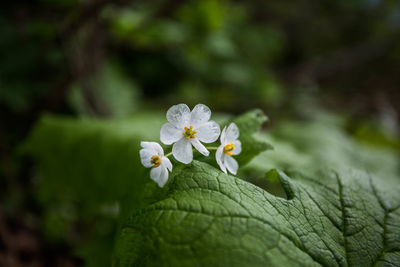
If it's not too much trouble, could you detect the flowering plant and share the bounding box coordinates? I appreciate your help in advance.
[140,104,242,187]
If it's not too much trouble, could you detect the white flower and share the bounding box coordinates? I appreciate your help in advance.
[139,141,172,187]
[160,104,221,164]
[216,123,242,175]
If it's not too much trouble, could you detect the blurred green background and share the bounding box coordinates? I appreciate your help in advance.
[1,0,399,266]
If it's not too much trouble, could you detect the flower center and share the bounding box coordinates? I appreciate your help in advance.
[223,142,235,156]
[150,155,161,168]
[182,125,197,139]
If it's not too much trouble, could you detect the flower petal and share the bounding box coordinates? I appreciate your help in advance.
[225,123,239,143]
[140,141,163,156]
[233,140,242,155]
[140,141,155,151]
[216,145,227,174]
[139,148,154,168]
[220,126,227,145]
[190,138,209,156]
[172,138,193,164]
[224,154,238,175]
[152,142,164,156]
[166,104,191,128]
[196,120,221,143]
[162,156,173,172]
[157,167,169,187]
[190,104,211,127]
[150,166,162,184]
[160,123,182,145]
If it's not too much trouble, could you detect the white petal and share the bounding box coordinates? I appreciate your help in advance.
[150,166,162,184]
[140,141,154,151]
[196,121,221,143]
[139,148,154,168]
[162,156,173,172]
[160,123,182,145]
[190,104,211,127]
[225,123,239,143]
[224,154,238,175]
[172,138,193,164]
[152,142,164,156]
[157,167,169,187]
[190,138,209,156]
[140,141,163,156]
[233,140,242,155]
[166,104,191,128]
[216,145,227,174]
[220,126,227,145]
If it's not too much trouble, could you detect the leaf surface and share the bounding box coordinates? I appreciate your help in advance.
[114,161,400,267]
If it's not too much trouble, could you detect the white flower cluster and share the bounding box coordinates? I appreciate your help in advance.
[140,104,241,187]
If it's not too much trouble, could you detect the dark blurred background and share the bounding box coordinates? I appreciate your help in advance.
[1,0,400,266]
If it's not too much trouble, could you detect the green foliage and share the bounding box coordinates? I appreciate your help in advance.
[193,109,272,169]
[103,0,285,110]
[114,160,400,266]
[22,109,400,266]
[245,114,400,184]
[3,0,400,265]
[231,109,273,165]
[0,16,66,110]
[22,109,270,266]
[68,61,140,118]
[22,113,165,266]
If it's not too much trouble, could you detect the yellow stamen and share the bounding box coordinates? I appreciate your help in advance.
[223,142,235,156]
[150,155,161,168]
[182,125,197,139]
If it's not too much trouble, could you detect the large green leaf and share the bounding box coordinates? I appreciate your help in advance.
[114,161,400,266]
[244,114,400,185]
[22,109,270,266]
[22,113,165,267]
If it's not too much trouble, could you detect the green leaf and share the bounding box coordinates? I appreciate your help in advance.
[231,109,273,166]
[22,113,164,209]
[245,115,400,184]
[21,109,271,266]
[194,109,271,168]
[21,113,166,267]
[114,160,400,267]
